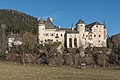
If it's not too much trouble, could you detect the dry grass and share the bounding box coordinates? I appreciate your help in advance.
[0,62,120,80]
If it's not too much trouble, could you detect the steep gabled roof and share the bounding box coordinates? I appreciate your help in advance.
[85,21,103,32]
[76,19,85,24]
[38,17,45,24]
[45,17,56,29]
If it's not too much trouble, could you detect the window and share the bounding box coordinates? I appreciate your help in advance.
[81,25,82,26]
[47,39,53,42]
[74,38,77,47]
[86,35,88,37]
[99,35,101,37]
[94,35,96,37]
[61,34,62,36]
[104,29,106,40]
[99,29,101,32]
[90,38,92,40]
[55,33,59,38]
[45,39,47,42]
[96,26,98,27]
[51,33,54,36]
[69,38,72,48]
[94,29,97,32]
[45,33,49,36]
[83,34,84,36]
[98,40,100,42]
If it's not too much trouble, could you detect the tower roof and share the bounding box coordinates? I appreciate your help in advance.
[76,19,85,24]
[38,17,45,24]
[46,17,52,22]
[45,17,55,29]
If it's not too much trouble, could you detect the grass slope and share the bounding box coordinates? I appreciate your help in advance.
[0,62,120,80]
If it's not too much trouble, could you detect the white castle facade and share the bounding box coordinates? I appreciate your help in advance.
[38,17,107,48]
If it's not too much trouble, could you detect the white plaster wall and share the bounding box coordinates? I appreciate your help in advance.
[91,25,107,47]
[66,33,79,48]
[38,24,45,43]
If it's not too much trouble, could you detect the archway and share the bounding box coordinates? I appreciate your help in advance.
[69,38,72,48]
[74,38,77,47]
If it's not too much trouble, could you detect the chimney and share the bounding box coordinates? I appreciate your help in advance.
[71,23,74,30]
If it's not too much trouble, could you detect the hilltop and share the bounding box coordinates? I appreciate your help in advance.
[0,9,38,34]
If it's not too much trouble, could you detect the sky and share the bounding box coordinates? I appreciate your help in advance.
[0,0,120,36]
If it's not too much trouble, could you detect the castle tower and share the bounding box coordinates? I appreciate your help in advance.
[76,19,85,32]
[38,17,45,44]
[76,19,86,47]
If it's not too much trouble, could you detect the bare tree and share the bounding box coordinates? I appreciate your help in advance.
[20,32,37,65]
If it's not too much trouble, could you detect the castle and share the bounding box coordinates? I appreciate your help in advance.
[38,17,107,48]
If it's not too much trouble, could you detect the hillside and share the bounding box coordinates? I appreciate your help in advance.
[0,9,38,34]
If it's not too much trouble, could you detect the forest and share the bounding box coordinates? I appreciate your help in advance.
[0,9,38,34]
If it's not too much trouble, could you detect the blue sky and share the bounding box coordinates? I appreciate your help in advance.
[0,0,120,36]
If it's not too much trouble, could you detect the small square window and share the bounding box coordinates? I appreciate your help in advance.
[51,33,54,36]
[45,33,49,36]
[94,35,96,37]
[83,34,84,36]
[98,40,100,42]
[99,35,101,37]
[94,29,97,32]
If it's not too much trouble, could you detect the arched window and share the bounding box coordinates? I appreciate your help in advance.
[74,38,77,47]
[69,38,72,48]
